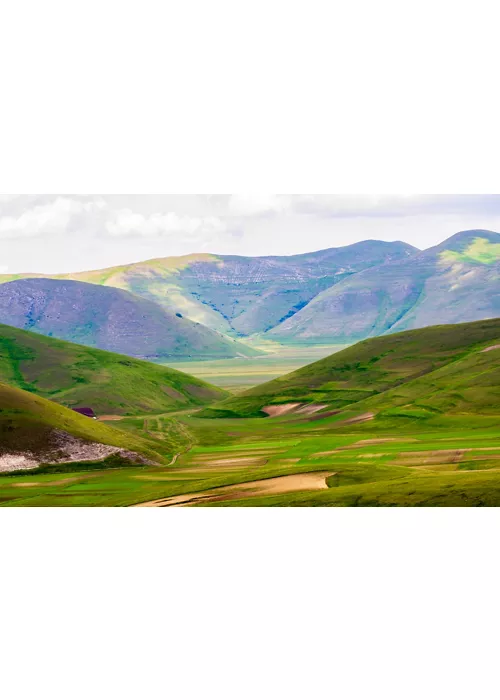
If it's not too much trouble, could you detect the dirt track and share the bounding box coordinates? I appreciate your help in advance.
[133,471,335,507]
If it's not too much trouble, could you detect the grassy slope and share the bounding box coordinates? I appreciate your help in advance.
[0,381,165,462]
[355,342,500,418]
[6,317,500,506]
[5,350,500,506]
[201,318,500,417]
[0,323,229,415]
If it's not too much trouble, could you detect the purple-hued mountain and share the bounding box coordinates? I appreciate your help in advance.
[0,278,257,361]
[0,239,417,338]
[267,230,500,343]
[2,232,500,346]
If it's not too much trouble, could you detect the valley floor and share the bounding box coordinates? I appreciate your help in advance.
[3,408,500,506]
[168,342,345,393]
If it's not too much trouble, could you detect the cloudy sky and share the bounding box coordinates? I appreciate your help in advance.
[1,194,500,274]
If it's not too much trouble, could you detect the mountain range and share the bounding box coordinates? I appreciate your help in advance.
[1,230,500,353]
[268,230,500,343]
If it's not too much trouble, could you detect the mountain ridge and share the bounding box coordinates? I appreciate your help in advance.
[267,230,500,343]
[1,231,500,346]
[0,239,419,337]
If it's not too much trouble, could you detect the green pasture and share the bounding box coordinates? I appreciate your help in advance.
[3,404,500,506]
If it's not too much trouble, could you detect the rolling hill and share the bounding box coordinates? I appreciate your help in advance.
[0,240,417,336]
[0,380,165,471]
[0,278,257,361]
[0,323,228,416]
[6,317,500,505]
[201,318,500,418]
[267,230,500,343]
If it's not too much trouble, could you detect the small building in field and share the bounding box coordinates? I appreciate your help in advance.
[72,407,97,420]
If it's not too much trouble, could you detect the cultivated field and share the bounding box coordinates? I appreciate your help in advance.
[4,407,500,506]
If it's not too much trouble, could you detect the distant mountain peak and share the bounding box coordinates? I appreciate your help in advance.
[432,229,500,253]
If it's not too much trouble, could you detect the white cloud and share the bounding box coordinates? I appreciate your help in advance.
[105,209,227,240]
[294,194,425,217]
[292,194,500,219]
[227,194,431,218]
[0,197,106,239]
[2,194,500,274]
[228,194,292,217]
[0,194,21,204]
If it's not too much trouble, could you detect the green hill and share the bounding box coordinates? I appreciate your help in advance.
[0,323,229,416]
[202,318,500,418]
[6,317,500,505]
[0,380,165,468]
[352,334,500,419]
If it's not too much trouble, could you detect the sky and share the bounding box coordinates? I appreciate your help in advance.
[1,194,500,274]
